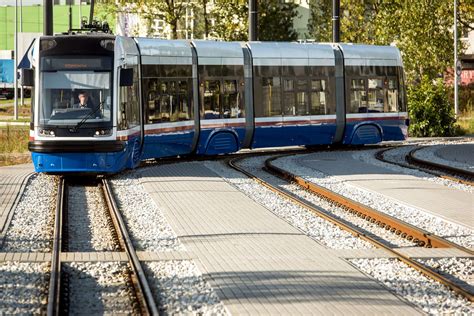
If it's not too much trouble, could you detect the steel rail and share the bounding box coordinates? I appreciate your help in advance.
[47,177,65,316]
[265,155,473,255]
[407,147,474,184]
[375,147,473,186]
[228,156,474,302]
[102,179,159,315]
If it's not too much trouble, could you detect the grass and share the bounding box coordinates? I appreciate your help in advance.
[0,125,31,167]
[0,98,31,118]
[457,110,474,135]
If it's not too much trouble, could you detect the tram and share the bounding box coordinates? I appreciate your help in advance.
[21,34,408,173]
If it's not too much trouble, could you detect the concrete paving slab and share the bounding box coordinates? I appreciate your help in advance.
[298,151,473,228]
[140,162,420,315]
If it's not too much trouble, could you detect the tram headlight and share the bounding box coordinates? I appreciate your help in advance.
[39,129,55,137]
[94,129,112,137]
[40,39,57,51]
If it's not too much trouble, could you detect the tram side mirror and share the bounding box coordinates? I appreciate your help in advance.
[20,68,34,87]
[119,68,133,87]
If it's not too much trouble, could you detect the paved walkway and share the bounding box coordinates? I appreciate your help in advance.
[298,151,473,228]
[434,143,473,167]
[0,163,34,236]
[140,163,420,315]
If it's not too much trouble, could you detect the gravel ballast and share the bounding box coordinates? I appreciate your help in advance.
[110,173,184,252]
[144,260,228,315]
[109,170,227,313]
[64,262,135,314]
[67,185,118,252]
[349,258,473,315]
[1,174,56,252]
[274,153,473,249]
[0,262,49,314]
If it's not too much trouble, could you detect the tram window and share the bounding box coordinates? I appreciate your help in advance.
[281,66,306,77]
[177,80,192,120]
[223,80,241,118]
[203,80,221,119]
[349,79,367,113]
[142,64,192,78]
[255,76,281,117]
[222,65,244,77]
[144,78,192,123]
[283,79,295,115]
[398,68,407,112]
[309,66,333,77]
[387,78,398,112]
[254,66,280,77]
[40,71,112,126]
[367,78,384,113]
[118,65,140,130]
[310,79,329,115]
[295,80,308,115]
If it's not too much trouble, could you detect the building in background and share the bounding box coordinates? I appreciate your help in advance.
[0,0,91,50]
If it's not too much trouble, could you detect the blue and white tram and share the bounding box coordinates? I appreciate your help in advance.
[24,34,408,173]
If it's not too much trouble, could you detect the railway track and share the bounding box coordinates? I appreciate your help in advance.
[376,146,474,186]
[228,155,474,302]
[47,177,158,315]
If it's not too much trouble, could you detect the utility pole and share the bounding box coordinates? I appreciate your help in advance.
[454,0,459,117]
[90,0,95,24]
[20,0,24,107]
[332,0,340,42]
[14,0,18,120]
[44,0,53,35]
[249,0,257,41]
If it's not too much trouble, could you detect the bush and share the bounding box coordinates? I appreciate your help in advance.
[408,76,460,137]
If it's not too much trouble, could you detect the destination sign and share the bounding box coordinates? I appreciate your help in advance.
[41,56,112,71]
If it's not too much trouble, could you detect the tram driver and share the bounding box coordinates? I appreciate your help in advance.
[74,91,94,110]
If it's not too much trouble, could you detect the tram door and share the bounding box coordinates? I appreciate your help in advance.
[118,57,143,167]
[197,64,246,155]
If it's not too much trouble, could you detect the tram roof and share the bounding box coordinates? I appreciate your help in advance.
[338,44,402,67]
[247,42,335,66]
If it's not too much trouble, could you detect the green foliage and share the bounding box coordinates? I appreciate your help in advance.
[210,0,248,41]
[308,0,378,43]
[408,77,459,137]
[307,0,473,84]
[211,0,299,41]
[258,0,299,41]
[95,2,118,33]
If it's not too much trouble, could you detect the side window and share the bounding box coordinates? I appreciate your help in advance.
[203,80,221,119]
[295,80,308,115]
[142,64,193,124]
[310,79,328,115]
[398,68,407,112]
[223,80,242,118]
[283,79,295,115]
[256,76,281,117]
[177,80,192,121]
[144,78,158,123]
[118,65,139,130]
[350,78,367,113]
[386,78,398,112]
[367,78,384,113]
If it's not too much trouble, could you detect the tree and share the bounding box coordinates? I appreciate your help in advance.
[211,0,299,41]
[307,0,474,83]
[113,0,192,39]
[408,76,459,137]
[307,0,378,43]
[210,0,248,40]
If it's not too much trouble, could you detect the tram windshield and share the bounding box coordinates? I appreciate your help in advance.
[39,56,113,127]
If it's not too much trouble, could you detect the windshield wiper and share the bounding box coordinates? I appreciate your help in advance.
[70,102,103,132]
